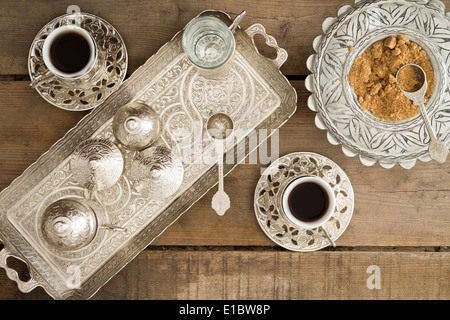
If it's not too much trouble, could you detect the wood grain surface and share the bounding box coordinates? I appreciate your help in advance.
[1,250,448,300]
[0,0,346,76]
[0,0,449,300]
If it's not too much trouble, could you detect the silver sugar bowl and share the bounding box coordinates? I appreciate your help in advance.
[129,146,184,199]
[112,101,161,151]
[41,198,125,251]
[70,138,124,191]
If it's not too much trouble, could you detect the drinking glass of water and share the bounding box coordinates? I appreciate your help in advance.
[182,15,236,74]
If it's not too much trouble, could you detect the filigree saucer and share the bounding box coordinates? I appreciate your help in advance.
[28,11,128,111]
[254,152,354,252]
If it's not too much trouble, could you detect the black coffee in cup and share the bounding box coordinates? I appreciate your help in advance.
[287,181,329,222]
[49,31,92,74]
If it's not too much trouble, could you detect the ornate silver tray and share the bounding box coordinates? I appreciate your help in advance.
[306,0,450,169]
[254,152,354,252]
[0,11,297,299]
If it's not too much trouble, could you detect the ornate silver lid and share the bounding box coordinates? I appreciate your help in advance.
[129,146,184,199]
[41,198,98,251]
[112,101,161,150]
[70,138,124,191]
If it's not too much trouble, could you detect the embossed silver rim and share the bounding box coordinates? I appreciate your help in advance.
[306,0,450,169]
[254,152,354,252]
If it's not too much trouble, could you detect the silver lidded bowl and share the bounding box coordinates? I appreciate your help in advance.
[129,145,184,199]
[70,138,124,191]
[41,198,99,251]
[305,0,450,169]
[112,101,161,151]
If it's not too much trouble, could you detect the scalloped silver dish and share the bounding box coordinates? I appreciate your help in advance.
[28,10,128,111]
[254,152,354,252]
[305,0,450,169]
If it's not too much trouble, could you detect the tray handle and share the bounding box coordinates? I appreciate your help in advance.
[0,246,40,293]
[245,23,288,68]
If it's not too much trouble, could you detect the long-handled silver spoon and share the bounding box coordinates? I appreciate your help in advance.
[396,64,448,163]
[207,113,234,216]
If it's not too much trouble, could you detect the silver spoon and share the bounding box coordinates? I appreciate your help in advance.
[30,70,54,88]
[319,226,336,248]
[396,64,448,163]
[207,113,234,216]
[229,11,246,34]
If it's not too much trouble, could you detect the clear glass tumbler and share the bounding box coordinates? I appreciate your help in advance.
[182,16,235,71]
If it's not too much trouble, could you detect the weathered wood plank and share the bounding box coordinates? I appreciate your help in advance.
[0,81,449,247]
[0,250,448,299]
[0,81,88,188]
[0,0,355,76]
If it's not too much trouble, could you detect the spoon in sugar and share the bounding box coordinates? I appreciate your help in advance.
[396,64,448,163]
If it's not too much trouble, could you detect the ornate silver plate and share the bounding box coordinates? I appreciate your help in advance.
[0,11,297,299]
[306,0,450,169]
[254,152,354,252]
[28,10,128,111]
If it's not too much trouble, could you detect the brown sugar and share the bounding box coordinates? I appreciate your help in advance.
[348,35,435,121]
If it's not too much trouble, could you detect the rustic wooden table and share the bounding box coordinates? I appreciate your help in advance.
[0,0,448,300]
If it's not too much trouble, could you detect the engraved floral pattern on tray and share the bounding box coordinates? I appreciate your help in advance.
[28,12,128,111]
[305,0,450,169]
[0,13,297,299]
[254,152,354,252]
